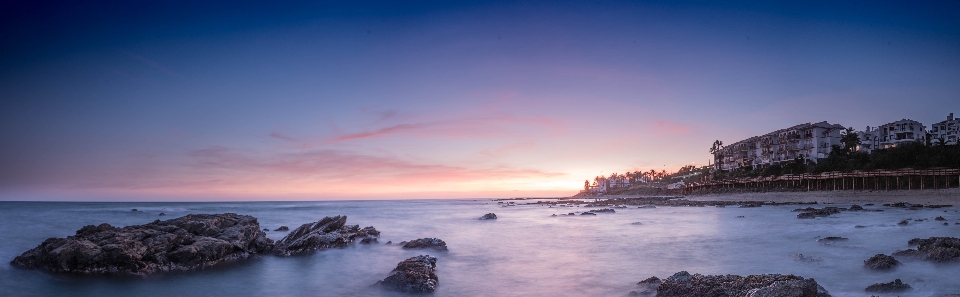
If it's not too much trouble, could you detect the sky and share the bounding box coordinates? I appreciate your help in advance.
[1,0,959,201]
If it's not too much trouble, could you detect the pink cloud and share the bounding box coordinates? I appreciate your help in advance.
[651,121,691,134]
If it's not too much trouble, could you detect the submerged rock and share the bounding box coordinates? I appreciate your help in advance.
[401,238,447,250]
[159,213,166,216]
[797,207,841,219]
[274,226,289,231]
[375,255,439,293]
[892,237,960,262]
[864,254,900,270]
[655,271,831,297]
[591,208,616,213]
[11,213,273,275]
[897,220,909,226]
[849,204,864,211]
[581,212,597,216]
[817,237,848,243]
[271,216,380,256]
[480,213,497,220]
[864,279,911,293]
[935,216,946,221]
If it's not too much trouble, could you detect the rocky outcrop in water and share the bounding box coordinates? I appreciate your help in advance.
[795,207,841,219]
[864,254,899,270]
[10,213,273,276]
[864,279,911,293]
[480,213,497,220]
[272,216,380,256]
[274,226,289,231]
[892,237,960,262]
[654,271,831,297]
[375,255,439,293]
[591,208,616,213]
[401,238,447,250]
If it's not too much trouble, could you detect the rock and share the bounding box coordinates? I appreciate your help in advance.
[480,213,497,220]
[385,241,392,245]
[274,226,289,231]
[10,213,273,275]
[591,208,616,213]
[637,276,661,286]
[271,216,379,256]
[736,216,745,218]
[263,228,270,232]
[936,216,946,221]
[375,255,439,293]
[581,212,597,216]
[817,237,848,243]
[402,238,447,250]
[849,205,864,211]
[797,207,841,219]
[568,213,576,215]
[864,279,911,293]
[632,276,660,295]
[159,213,166,216]
[631,222,643,225]
[898,220,909,226]
[864,254,900,270]
[946,222,950,226]
[892,237,960,262]
[655,271,831,297]
[740,203,762,208]
[131,209,138,212]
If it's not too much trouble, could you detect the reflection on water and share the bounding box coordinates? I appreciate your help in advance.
[1,198,959,297]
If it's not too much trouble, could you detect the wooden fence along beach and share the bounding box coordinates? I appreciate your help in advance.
[682,168,960,195]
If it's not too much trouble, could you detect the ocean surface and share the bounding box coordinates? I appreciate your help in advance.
[1,197,959,297]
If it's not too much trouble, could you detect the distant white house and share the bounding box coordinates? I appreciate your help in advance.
[929,113,959,145]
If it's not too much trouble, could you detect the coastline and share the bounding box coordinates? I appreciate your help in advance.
[683,187,960,205]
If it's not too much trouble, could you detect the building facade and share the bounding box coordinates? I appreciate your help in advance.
[929,113,959,145]
[713,121,845,171]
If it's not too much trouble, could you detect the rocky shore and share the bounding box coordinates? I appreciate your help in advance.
[630,271,831,297]
[375,255,439,293]
[11,213,380,276]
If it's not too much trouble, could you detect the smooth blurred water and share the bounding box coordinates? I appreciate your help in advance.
[1,198,959,297]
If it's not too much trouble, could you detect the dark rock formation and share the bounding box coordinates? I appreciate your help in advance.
[631,276,661,295]
[654,271,831,297]
[581,212,597,216]
[159,213,166,216]
[480,213,497,220]
[936,216,946,221]
[131,209,139,212]
[892,237,960,262]
[797,207,841,219]
[401,238,447,250]
[375,255,438,293]
[849,204,864,211]
[739,203,762,208]
[11,213,273,275]
[897,220,909,226]
[263,228,269,232]
[271,216,380,256]
[817,237,848,243]
[591,208,616,213]
[864,279,911,293]
[274,226,289,231]
[864,254,899,270]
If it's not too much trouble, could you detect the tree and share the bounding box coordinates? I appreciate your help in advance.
[840,127,861,154]
[584,180,590,190]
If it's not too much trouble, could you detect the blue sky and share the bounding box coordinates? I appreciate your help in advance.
[2,0,959,200]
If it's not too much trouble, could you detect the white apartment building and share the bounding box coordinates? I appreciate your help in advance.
[929,113,959,145]
[713,121,845,171]
[876,119,926,149]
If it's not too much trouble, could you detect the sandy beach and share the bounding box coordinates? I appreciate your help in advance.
[684,188,960,205]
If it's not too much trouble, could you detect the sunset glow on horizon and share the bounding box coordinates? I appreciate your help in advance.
[2,1,959,201]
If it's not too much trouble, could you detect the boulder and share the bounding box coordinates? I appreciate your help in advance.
[655,271,831,297]
[935,216,946,221]
[897,220,909,226]
[274,226,289,231]
[480,213,497,220]
[375,255,439,293]
[159,213,166,216]
[271,216,380,256]
[863,254,899,270]
[864,279,911,293]
[401,238,447,250]
[849,205,864,211]
[817,237,848,243]
[10,213,273,275]
[892,237,960,262]
[581,212,597,216]
[591,208,616,213]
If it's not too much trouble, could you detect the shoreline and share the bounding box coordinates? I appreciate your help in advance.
[520,188,960,206]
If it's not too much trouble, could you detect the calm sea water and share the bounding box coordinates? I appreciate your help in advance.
[1,197,959,297]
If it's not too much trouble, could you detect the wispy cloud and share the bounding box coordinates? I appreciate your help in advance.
[651,121,691,134]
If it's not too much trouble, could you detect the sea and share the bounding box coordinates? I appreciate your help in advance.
[1,197,959,297]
